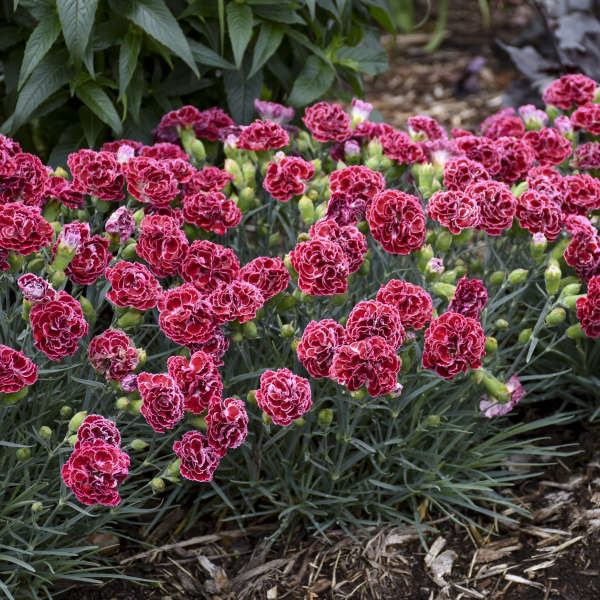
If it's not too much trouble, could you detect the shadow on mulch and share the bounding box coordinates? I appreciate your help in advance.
[55,419,600,600]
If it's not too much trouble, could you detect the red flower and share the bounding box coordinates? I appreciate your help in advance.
[289,238,349,296]
[448,276,488,319]
[192,107,235,141]
[0,203,53,255]
[206,397,248,457]
[376,279,433,330]
[178,240,240,293]
[576,275,600,337]
[561,174,600,215]
[173,431,221,482]
[183,166,233,194]
[0,152,49,206]
[523,127,572,166]
[105,261,162,310]
[366,189,426,254]
[327,165,385,225]
[466,181,517,236]
[105,206,136,244]
[427,190,480,234]
[165,158,194,184]
[101,139,143,154]
[157,283,217,345]
[527,166,563,205]
[408,115,447,141]
[29,291,88,361]
[183,191,242,235]
[330,336,401,397]
[303,102,351,143]
[140,142,188,161]
[136,214,189,277]
[380,130,426,164]
[263,156,315,202]
[209,280,264,324]
[62,235,112,285]
[481,116,524,140]
[516,189,563,241]
[159,105,204,129]
[138,372,184,433]
[455,135,501,175]
[543,74,597,109]
[68,150,125,202]
[237,119,289,151]
[0,344,37,393]
[88,330,139,382]
[309,219,367,273]
[346,300,406,349]
[167,351,223,414]
[564,215,596,237]
[61,439,129,506]
[297,319,345,379]
[443,157,490,191]
[187,328,229,367]
[495,136,535,183]
[123,156,179,206]
[256,368,312,426]
[17,274,54,303]
[0,249,8,271]
[573,142,600,170]
[564,232,600,282]
[239,256,290,301]
[44,176,85,209]
[422,312,486,379]
[0,134,22,156]
[74,415,121,449]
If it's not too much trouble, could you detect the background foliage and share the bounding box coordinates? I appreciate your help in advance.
[0,0,390,163]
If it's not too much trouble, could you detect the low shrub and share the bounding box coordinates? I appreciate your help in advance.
[2,74,600,596]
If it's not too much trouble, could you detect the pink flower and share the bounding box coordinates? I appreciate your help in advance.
[480,375,525,418]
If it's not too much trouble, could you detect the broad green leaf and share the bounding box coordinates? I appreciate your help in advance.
[2,50,70,134]
[249,23,283,78]
[56,0,99,67]
[305,0,316,20]
[118,27,142,98]
[76,81,123,135]
[118,0,199,76]
[79,105,104,147]
[188,40,235,70]
[288,55,335,107]
[223,67,263,124]
[226,2,253,69]
[18,12,62,90]
[337,43,388,75]
[363,0,397,34]
[283,27,334,69]
[252,5,306,24]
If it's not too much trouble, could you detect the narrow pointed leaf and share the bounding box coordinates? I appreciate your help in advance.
[226,2,253,69]
[76,81,123,135]
[56,0,99,67]
[249,23,283,78]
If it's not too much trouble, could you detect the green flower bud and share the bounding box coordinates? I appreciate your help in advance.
[27,257,45,273]
[480,371,511,403]
[247,390,257,405]
[130,439,149,451]
[365,156,380,171]
[16,447,31,461]
[60,405,72,418]
[283,254,296,277]
[291,337,300,352]
[494,319,508,331]
[237,187,255,212]
[298,195,315,225]
[434,230,453,252]
[380,156,393,169]
[531,234,548,259]
[269,232,280,247]
[130,399,143,414]
[293,418,306,426]
[224,158,244,188]
[276,294,296,312]
[566,323,586,339]
[262,412,272,425]
[122,241,139,260]
[433,282,456,300]
[116,397,130,411]
[550,236,570,261]
[545,307,566,326]
[490,271,505,286]
[425,415,441,426]
[453,229,474,244]
[1,386,30,405]
[469,258,482,272]
[350,388,367,400]
[167,458,182,475]
[508,269,529,285]
[79,297,96,323]
[241,161,256,187]
[518,328,533,344]
[561,294,585,309]
[485,337,498,353]
[545,105,561,121]
[190,139,206,161]
[367,138,383,158]
[151,477,166,492]
[42,198,61,222]
[544,260,561,296]
[133,208,145,227]
[117,309,144,329]
[418,244,434,270]
[560,283,582,297]
[231,331,243,343]
[358,258,370,276]
[440,269,458,284]
[242,321,258,339]
[280,324,295,338]
[39,426,52,440]
[31,501,43,512]
[178,126,196,154]
[311,158,322,174]
[315,202,327,221]
[53,166,68,178]
[318,409,334,427]
[68,411,87,432]
[297,232,310,243]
